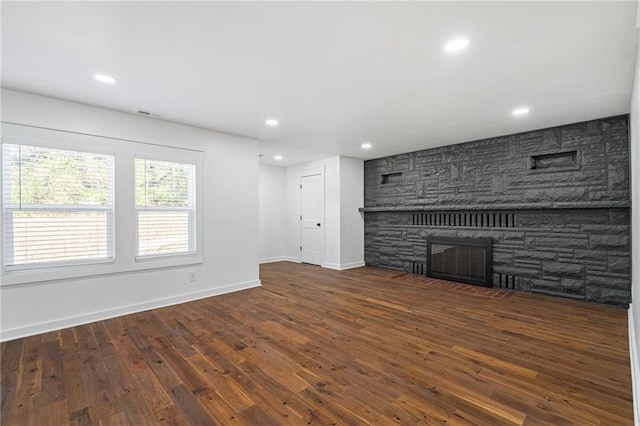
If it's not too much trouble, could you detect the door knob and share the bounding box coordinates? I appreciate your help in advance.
[316,223,321,227]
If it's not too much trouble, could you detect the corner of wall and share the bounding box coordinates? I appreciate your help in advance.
[338,156,365,267]
[259,164,287,262]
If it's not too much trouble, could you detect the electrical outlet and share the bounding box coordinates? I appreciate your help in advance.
[188,271,197,283]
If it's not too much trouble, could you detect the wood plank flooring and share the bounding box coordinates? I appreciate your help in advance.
[1,262,633,425]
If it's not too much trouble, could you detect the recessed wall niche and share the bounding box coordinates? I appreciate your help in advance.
[530,150,578,170]
[381,172,403,184]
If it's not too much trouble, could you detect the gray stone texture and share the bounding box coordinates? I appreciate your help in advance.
[364,116,631,306]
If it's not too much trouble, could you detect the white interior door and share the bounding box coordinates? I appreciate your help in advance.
[300,173,324,265]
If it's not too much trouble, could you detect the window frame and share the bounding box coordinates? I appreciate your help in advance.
[134,154,198,261]
[2,138,116,271]
[1,123,204,287]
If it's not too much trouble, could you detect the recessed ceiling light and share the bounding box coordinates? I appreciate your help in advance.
[94,74,116,84]
[361,142,372,149]
[512,107,530,116]
[266,119,279,126]
[444,38,469,53]
[274,155,283,160]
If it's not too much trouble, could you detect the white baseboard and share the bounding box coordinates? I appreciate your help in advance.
[340,261,366,270]
[322,262,341,270]
[259,256,288,264]
[323,261,365,271]
[629,304,640,426]
[0,279,261,342]
[274,259,364,270]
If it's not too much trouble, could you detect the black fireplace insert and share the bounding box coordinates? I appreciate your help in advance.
[426,236,492,287]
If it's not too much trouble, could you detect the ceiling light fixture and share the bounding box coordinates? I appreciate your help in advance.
[274,155,283,160]
[266,119,279,126]
[94,74,116,84]
[444,38,469,53]
[361,142,372,149]
[512,107,530,116]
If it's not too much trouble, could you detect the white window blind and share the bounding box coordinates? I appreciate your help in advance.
[135,158,196,258]
[2,143,114,269]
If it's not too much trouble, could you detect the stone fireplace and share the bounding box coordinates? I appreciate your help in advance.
[362,115,631,306]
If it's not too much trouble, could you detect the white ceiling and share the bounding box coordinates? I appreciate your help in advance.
[2,1,638,167]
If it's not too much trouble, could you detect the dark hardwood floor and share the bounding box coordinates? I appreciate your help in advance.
[1,262,633,425]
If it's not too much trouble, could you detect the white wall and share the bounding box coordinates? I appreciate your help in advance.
[284,155,364,270]
[629,18,640,425]
[0,89,260,340]
[339,157,365,268]
[323,157,342,269]
[259,164,287,263]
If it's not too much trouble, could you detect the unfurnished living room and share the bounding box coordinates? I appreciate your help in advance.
[1,1,639,425]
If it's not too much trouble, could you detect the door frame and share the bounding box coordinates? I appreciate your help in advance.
[299,168,325,265]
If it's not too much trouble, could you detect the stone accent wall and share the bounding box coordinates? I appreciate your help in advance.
[363,115,631,306]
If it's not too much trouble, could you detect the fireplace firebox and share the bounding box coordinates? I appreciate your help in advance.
[426,237,492,287]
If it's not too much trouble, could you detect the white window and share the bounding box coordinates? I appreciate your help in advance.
[135,158,196,259]
[1,124,203,286]
[2,142,114,269]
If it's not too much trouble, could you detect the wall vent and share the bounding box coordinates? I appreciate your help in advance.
[496,274,517,289]
[411,262,427,275]
[136,110,164,118]
[412,212,516,228]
